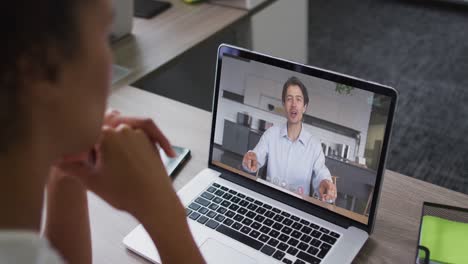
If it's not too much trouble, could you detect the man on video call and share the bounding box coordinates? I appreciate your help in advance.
[242,77,337,202]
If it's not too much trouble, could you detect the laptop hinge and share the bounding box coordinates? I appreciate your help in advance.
[219,171,352,229]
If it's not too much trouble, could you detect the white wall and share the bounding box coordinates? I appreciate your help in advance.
[251,0,308,64]
[217,56,374,158]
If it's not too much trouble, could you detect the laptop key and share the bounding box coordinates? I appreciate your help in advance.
[262,204,272,209]
[259,234,269,242]
[330,232,340,239]
[198,207,209,215]
[264,211,275,219]
[283,258,293,264]
[254,215,265,223]
[273,250,286,260]
[320,234,337,245]
[272,208,281,213]
[274,215,285,222]
[278,234,289,242]
[291,230,302,239]
[311,230,322,238]
[215,214,225,222]
[237,193,246,198]
[298,242,309,251]
[234,214,244,222]
[216,207,227,214]
[206,219,219,229]
[220,186,229,191]
[240,226,252,234]
[232,222,242,230]
[230,197,241,204]
[281,211,291,217]
[212,183,220,188]
[311,238,321,248]
[223,218,234,226]
[273,222,284,230]
[201,192,214,200]
[292,222,303,230]
[213,197,223,204]
[239,200,249,207]
[297,251,321,264]
[246,197,254,202]
[223,193,233,200]
[225,210,236,218]
[267,238,279,247]
[221,200,231,207]
[197,216,209,224]
[260,245,275,256]
[229,189,237,195]
[294,260,306,264]
[307,246,319,256]
[300,234,312,243]
[269,230,280,238]
[246,211,257,219]
[207,210,217,218]
[287,238,299,247]
[195,197,210,207]
[301,226,312,235]
[264,219,274,226]
[242,218,253,226]
[300,219,310,226]
[317,243,331,258]
[254,200,263,206]
[319,227,330,234]
[238,208,248,215]
[282,226,292,235]
[247,204,258,211]
[251,222,261,230]
[283,218,293,226]
[188,203,201,211]
[214,190,225,196]
[260,226,271,234]
[249,230,260,238]
[287,247,299,256]
[216,225,264,251]
[206,186,216,193]
[256,207,267,215]
[310,223,320,229]
[186,208,192,216]
[277,242,288,251]
[208,203,219,210]
[291,215,300,221]
[229,204,240,211]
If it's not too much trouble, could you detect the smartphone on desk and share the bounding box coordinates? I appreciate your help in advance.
[159,146,191,177]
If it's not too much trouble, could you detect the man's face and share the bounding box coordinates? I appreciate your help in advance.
[284,85,307,124]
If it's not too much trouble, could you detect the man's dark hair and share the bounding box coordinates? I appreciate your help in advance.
[281,76,309,106]
[0,0,87,152]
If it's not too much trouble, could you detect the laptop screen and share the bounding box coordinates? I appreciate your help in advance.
[210,46,396,226]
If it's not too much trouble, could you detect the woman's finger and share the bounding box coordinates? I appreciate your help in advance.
[107,116,175,158]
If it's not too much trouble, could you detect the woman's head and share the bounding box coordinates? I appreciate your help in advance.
[282,77,309,125]
[0,0,113,156]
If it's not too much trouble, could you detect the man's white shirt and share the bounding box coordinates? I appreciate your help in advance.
[245,123,331,196]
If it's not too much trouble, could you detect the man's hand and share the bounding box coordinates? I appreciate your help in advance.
[242,151,258,172]
[318,179,337,202]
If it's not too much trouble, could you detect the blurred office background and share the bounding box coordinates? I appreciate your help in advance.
[134,0,468,195]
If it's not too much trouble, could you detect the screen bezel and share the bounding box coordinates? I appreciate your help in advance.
[208,44,398,234]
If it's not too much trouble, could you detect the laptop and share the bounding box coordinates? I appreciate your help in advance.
[123,44,398,264]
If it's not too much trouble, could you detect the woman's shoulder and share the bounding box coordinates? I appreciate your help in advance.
[0,230,64,264]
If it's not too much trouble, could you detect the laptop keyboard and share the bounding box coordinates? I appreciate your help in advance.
[185,183,341,264]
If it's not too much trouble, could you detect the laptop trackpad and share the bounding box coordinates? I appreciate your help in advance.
[200,238,257,264]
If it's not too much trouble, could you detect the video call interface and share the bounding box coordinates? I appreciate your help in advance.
[211,55,392,224]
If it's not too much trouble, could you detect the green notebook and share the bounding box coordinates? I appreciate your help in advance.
[419,215,468,264]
